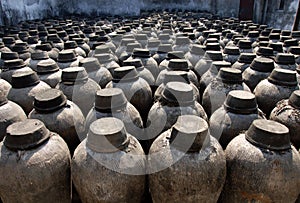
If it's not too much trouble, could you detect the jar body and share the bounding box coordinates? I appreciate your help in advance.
[38,70,62,88]
[242,67,270,91]
[220,134,300,203]
[87,68,112,89]
[0,134,71,203]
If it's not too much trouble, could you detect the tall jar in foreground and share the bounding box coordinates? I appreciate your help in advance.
[72,118,146,203]
[220,119,300,202]
[0,119,71,203]
[149,115,226,203]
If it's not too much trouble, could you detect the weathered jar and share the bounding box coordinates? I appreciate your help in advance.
[232,53,256,72]
[1,59,32,83]
[57,50,80,69]
[274,53,297,71]
[28,50,55,72]
[36,59,62,88]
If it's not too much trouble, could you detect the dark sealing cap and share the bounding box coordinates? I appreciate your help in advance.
[61,67,88,84]
[268,69,297,86]
[57,50,77,63]
[246,119,291,151]
[168,59,189,71]
[95,88,127,111]
[36,60,59,74]
[284,39,298,47]
[288,46,300,55]
[79,57,101,72]
[205,51,223,61]
[161,81,194,106]
[164,71,189,84]
[275,53,296,65]
[31,50,49,60]
[216,68,243,84]
[33,89,67,112]
[64,41,78,49]
[87,118,129,153]
[132,48,151,58]
[205,43,221,51]
[11,70,40,88]
[238,40,252,49]
[4,119,50,150]
[113,66,139,82]
[223,46,240,55]
[288,90,300,109]
[167,51,185,60]
[123,59,143,69]
[256,47,274,57]
[268,42,283,52]
[250,57,274,72]
[1,52,19,61]
[238,53,256,64]
[224,90,257,114]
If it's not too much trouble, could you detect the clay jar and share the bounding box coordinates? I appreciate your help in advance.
[64,41,86,58]
[270,90,300,149]
[209,90,264,149]
[0,119,71,203]
[1,59,32,83]
[223,46,240,64]
[86,87,143,133]
[274,53,297,71]
[7,70,51,114]
[232,53,256,72]
[28,50,55,71]
[156,59,199,89]
[28,89,85,154]
[146,82,207,143]
[220,119,300,202]
[36,59,62,88]
[94,53,120,75]
[56,66,101,117]
[185,44,206,67]
[194,50,224,79]
[0,88,27,141]
[79,57,112,88]
[254,68,299,117]
[152,44,173,65]
[0,51,18,69]
[173,36,191,54]
[149,115,226,203]
[155,71,201,103]
[242,57,274,91]
[72,118,146,203]
[35,43,59,61]
[202,68,251,117]
[57,50,80,69]
[159,51,187,74]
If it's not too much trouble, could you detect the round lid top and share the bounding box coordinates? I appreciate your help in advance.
[268,42,283,52]
[12,42,29,54]
[268,68,297,86]
[288,46,300,55]
[238,39,252,49]
[127,43,142,53]
[1,52,19,61]
[157,44,173,53]
[113,66,139,82]
[167,51,185,59]
[36,43,52,51]
[205,50,223,61]
[223,46,240,55]
[135,34,148,40]
[87,118,129,153]
[170,115,209,152]
[281,30,291,36]
[190,44,205,55]
[57,50,77,63]
[238,53,256,63]
[61,67,88,84]
[123,59,143,69]
[79,57,101,72]
[269,33,280,40]
[95,53,112,63]
[168,59,189,71]
[245,119,291,151]
[11,70,40,88]
[95,45,110,54]
[164,71,189,84]
[36,60,59,74]
[275,53,296,65]
[64,41,78,49]
[4,119,50,151]
[284,39,298,47]
[224,90,258,114]
[161,81,194,106]
[147,39,161,47]
[33,89,67,112]
[4,59,26,70]
[247,31,259,38]
[132,48,151,58]
[3,37,15,44]
[205,43,221,51]
[250,57,274,72]
[216,68,243,84]
[31,50,49,60]
[256,46,274,57]
[288,90,300,109]
[95,88,127,111]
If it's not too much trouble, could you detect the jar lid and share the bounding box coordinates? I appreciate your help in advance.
[123,59,143,69]
[98,36,110,43]
[161,81,194,106]
[284,39,298,47]
[95,53,112,63]
[247,31,259,38]
[223,46,240,55]
[275,53,296,65]
[205,43,221,51]
[216,68,243,84]
[238,53,256,63]
[127,43,142,53]
[245,119,291,151]
[36,43,52,51]
[135,34,148,41]
[4,119,50,150]
[12,42,29,54]
[158,34,170,40]
[132,48,151,58]
[257,36,269,42]
[204,51,223,61]
[238,40,252,49]
[1,52,19,61]
[33,89,67,112]
[157,44,172,53]
[268,42,283,52]
[36,60,59,73]
[11,70,40,88]
[148,39,161,47]
[95,88,127,111]
[168,59,189,71]
[167,51,185,59]
[95,45,110,54]
[3,37,15,44]
[61,67,88,84]
[73,38,84,45]
[64,41,78,49]
[292,31,300,38]
[281,30,291,36]
[190,44,205,55]
[288,46,300,55]
[79,57,101,72]
[164,71,189,84]
[27,36,39,45]
[224,90,258,114]
[87,118,129,153]
[268,69,297,86]
[269,33,280,40]
[288,90,300,109]
[113,66,139,82]
[250,57,274,72]
[170,115,209,152]
[120,38,135,46]
[256,47,274,57]
[31,50,49,60]
[57,50,77,63]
